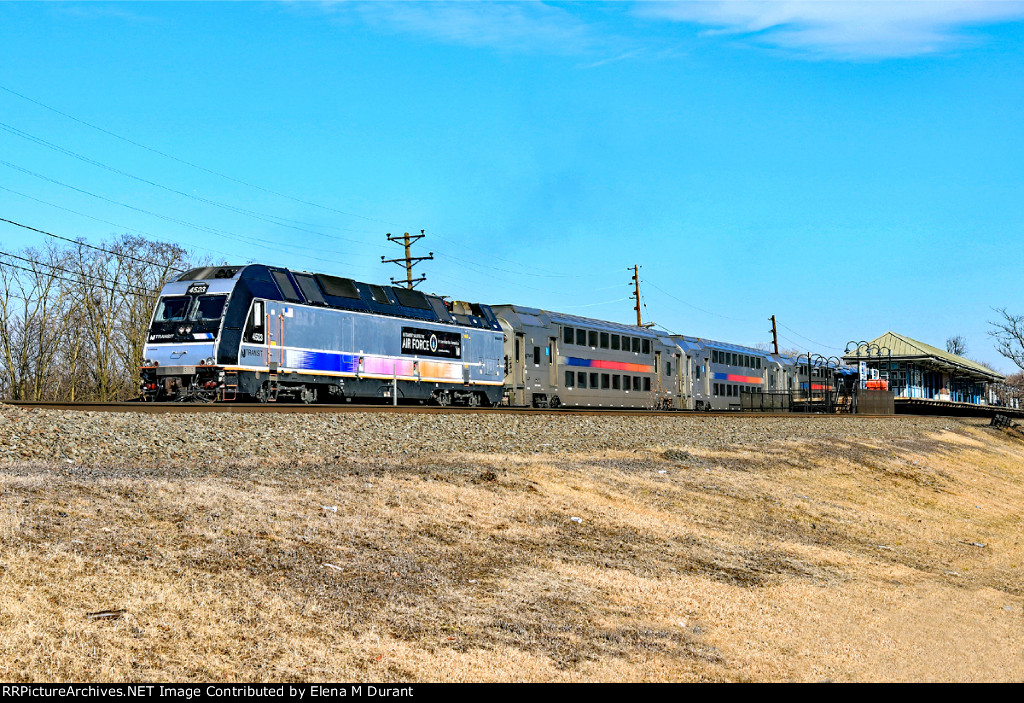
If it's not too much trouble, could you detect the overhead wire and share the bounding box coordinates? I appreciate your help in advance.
[0,184,247,264]
[0,248,163,297]
[0,84,403,228]
[0,159,381,271]
[778,322,844,352]
[0,121,386,248]
[643,279,750,323]
[1,217,187,274]
[0,86,631,283]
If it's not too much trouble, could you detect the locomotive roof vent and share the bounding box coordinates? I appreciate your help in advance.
[177,266,241,282]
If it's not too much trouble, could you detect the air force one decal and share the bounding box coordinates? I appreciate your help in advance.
[401,327,462,359]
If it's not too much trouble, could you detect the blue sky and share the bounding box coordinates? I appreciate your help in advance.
[1,1,1023,369]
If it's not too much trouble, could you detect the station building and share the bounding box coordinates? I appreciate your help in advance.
[842,332,1003,405]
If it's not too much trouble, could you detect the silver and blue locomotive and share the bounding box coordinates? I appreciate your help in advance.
[140,264,505,405]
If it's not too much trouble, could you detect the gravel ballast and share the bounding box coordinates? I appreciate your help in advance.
[0,404,965,467]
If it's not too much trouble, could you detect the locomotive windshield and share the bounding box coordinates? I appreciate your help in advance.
[193,295,227,320]
[155,294,227,322]
[156,296,191,322]
[149,293,229,342]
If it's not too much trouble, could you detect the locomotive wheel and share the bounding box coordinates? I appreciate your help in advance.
[549,396,561,409]
[434,390,452,407]
[299,386,318,405]
[255,384,271,403]
[466,393,480,408]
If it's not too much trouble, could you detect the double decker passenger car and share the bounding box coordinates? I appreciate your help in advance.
[490,305,682,408]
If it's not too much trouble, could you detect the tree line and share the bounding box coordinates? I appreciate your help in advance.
[0,235,203,402]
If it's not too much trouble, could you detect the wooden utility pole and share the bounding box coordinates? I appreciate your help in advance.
[382,230,433,289]
[769,315,779,355]
[629,265,655,328]
[631,265,643,326]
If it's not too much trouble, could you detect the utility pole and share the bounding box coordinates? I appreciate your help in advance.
[629,265,655,328]
[382,230,433,289]
[769,315,779,356]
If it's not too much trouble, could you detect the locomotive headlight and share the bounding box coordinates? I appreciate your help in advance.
[177,325,186,335]
[185,325,193,334]
[206,357,215,366]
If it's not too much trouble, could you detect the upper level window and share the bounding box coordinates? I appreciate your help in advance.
[576,329,586,346]
[642,339,650,355]
[600,332,609,349]
[611,334,620,351]
[563,327,574,345]
[588,331,598,348]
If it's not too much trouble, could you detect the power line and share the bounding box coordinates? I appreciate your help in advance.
[0,83,402,228]
[0,217,187,274]
[644,279,750,323]
[0,121,386,249]
[1,86,626,284]
[0,159,374,270]
[778,323,843,352]
[0,248,161,297]
[0,185,240,263]
[560,296,632,309]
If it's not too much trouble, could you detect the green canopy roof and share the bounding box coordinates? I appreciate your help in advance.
[843,332,1004,382]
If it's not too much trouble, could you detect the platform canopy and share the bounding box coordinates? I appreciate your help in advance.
[843,332,1004,382]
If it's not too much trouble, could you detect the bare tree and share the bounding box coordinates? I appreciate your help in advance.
[946,335,968,356]
[0,235,201,402]
[989,308,1024,372]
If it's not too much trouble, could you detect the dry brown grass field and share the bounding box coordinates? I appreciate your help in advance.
[0,410,1022,682]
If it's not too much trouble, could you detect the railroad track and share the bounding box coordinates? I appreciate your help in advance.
[2,400,888,418]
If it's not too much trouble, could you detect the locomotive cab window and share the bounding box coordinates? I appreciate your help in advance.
[192,295,227,321]
[156,296,190,322]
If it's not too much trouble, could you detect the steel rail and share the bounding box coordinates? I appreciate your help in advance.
[2,400,899,418]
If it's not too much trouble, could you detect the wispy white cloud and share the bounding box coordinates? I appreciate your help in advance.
[639,0,1024,59]
[321,1,606,56]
